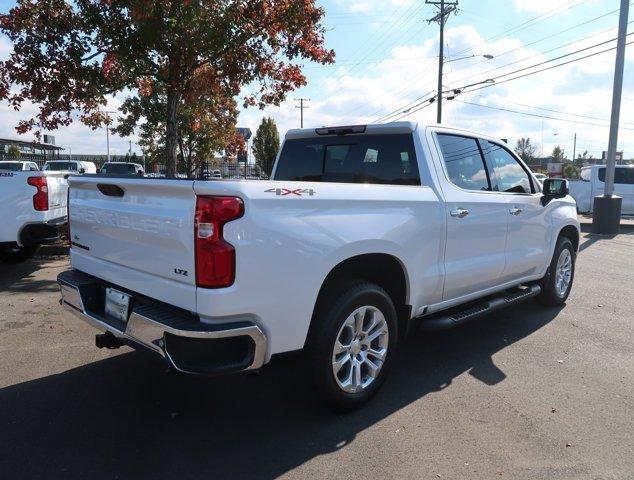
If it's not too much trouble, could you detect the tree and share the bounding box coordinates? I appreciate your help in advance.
[551,145,565,163]
[252,117,280,177]
[514,137,536,163]
[115,83,239,176]
[7,144,20,158]
[0,1,335,177]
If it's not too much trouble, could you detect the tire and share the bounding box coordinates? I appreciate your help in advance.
[0,245,39,263]
[537,236,575,306]
[307,281,398,410]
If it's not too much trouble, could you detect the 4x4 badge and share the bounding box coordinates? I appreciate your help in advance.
[265,188,315,196]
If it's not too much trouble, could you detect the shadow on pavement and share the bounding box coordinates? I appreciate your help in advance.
[0,302,563,480]
[0,244,68,293]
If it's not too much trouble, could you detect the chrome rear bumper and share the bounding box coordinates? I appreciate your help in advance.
[58,269,267,375]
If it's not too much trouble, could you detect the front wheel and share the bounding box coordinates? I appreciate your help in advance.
[0,245,39,263]
[308,281,398,410]
[537,237,576,306]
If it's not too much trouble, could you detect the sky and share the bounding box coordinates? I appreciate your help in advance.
[0,0,632,159]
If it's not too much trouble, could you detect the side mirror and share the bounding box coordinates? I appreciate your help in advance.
[137,170,144,176]
[79,168,86,174]
[541,178,569,205]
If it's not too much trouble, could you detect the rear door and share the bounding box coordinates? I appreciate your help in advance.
[433,133,509,300]
[481,140,549,281]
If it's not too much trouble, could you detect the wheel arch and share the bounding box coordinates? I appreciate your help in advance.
[558,224,580,252]
[308,253,411,343]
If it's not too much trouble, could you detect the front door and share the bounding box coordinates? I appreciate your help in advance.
[434,133,509,301]
[482,140,549,281]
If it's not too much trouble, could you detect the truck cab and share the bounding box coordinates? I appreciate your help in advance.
[570,165,634,215]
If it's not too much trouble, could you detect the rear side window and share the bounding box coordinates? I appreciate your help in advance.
[436,134,490,191]
[598,167,634,184]
[275,134,420,185]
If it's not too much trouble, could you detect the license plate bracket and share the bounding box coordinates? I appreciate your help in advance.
[105,287,131,324]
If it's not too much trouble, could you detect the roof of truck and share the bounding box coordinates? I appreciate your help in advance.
[285,121,418,140]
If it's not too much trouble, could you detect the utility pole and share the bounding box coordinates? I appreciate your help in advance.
[426,0,458,124]
[103,110,116,163]
[593,0,629,234]
[129,140,132,156]
[573,133,577,163]
[294,98,310,128]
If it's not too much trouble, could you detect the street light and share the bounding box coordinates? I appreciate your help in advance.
[101,110,116,163]
[553,132,577,163]
[445,53,494,63]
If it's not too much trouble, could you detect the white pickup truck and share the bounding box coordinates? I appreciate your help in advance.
[57,122,579,408]
[0,170,68,262]
[569,165,634,215]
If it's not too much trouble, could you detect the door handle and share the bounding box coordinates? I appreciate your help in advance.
[509,207,523,216]
[450,208,469,218]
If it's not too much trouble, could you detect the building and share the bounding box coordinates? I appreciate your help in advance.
[0,137,64,163]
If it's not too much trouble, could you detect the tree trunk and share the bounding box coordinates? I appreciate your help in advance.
[166,89,180,178]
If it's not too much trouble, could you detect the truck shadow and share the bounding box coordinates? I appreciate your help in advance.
[0,244,68,293]
[0,303,562,480]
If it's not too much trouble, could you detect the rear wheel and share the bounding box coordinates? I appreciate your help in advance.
[308,281,398,410]
[537,237,575,306]
[0,245,39,263]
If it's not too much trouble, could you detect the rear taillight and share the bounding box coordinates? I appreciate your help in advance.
[195,196,244,288]
[27,176,48,211]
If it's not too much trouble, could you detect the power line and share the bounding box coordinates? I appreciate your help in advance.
[379,39,633,122]
[378,33,632,121]
[463,38,634,94]
[364,8,627,124]
[475,95,634,128]
[449,0,592,58]
[452,99,634,131]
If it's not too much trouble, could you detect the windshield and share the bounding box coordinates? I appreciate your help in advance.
[44,161,76,171]
[101,163,136,174]
[0,162,23,171]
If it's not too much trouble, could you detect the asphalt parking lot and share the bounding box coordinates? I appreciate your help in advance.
[1,230,632,480]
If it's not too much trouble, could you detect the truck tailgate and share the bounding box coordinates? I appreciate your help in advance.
[68,176,197,309]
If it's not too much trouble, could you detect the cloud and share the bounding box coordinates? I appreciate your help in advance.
[238,22,634,159]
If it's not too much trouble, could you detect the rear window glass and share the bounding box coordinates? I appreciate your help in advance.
[0,162,23,171]
[43,162,76,171]
[101,163,136,174]
[598,167,634,184]
[274,134,420,185]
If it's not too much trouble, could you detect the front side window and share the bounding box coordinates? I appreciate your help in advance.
[436,134,490,191]
[275,134,420,185]
[485,142,533,194]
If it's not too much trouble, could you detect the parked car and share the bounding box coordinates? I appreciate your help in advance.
[100,162,145,176]
[57,122,579,409]
[43,160,97,174]
[0,170,68,262]
[0,161,39,171]
[569,165,634,214]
